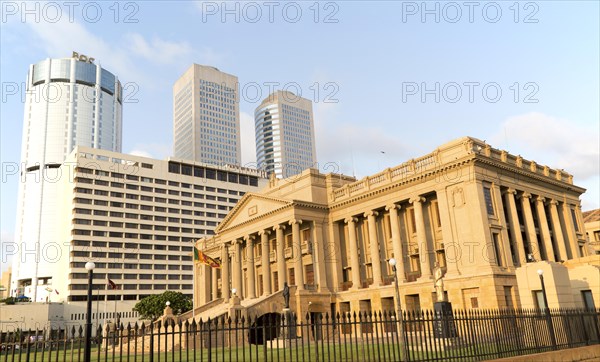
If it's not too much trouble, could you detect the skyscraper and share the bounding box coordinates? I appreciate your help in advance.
[173,64,240,165]
[12,54,122,301]
[254,91,317,178]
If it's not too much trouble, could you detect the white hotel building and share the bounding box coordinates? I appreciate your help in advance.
[12,55,122,302]
[48,147,267,305]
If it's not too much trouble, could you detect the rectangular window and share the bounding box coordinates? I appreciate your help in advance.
[408,208,416,233]
[483,187,495,215]
[533,290,546,310]
[470,297,479,309]
[432,201,442,228]
[492,233,503,267]
[288,268,296,286]
[305,264,314,285]
[582,290,596,310]
[301,229,311,243]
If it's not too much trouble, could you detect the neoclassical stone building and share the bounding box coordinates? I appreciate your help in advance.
[193,137,593,320]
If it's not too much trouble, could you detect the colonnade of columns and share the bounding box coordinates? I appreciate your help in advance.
[203,188,583,304]
[337,187,582,290]
[215,219,329,302]
[502,188,581,264]
[342,195,435,289]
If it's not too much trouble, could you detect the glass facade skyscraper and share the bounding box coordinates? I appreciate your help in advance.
[254,91,317,179]
[173,64,240,165]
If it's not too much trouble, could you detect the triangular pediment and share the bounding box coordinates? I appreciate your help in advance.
[216,193,293,232]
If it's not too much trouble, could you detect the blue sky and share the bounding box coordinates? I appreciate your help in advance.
[1,1,599,271]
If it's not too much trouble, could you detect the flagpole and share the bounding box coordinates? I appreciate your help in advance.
[114,288,118,326]
[95,286,100,331]
[104,278,108,325]
[192,246,196,318]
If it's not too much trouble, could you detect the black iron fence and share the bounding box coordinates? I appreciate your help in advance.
[1,308,599,361]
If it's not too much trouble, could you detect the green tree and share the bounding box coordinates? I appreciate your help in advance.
[132,291,192,320]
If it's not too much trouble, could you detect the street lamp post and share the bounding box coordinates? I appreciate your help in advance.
[389,258,406,361]
[84,262,95,362]
[537,269,557,350]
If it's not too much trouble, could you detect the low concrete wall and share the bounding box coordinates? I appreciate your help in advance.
[491,345,600,362]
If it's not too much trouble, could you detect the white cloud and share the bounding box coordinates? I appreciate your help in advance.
[124,33,194,65]
[240,111,257,166]
[127,143,171,160]
[25,18,146,84]
[128,150,153,158]
[23,14,221,89]
[490,112,599,180]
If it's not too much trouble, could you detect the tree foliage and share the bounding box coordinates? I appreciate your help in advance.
[132,291,192,320]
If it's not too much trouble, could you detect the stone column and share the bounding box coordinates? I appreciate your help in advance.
[519,192,541,261]
[260,230,272,296]
[245,236,256,299]
[561,203,580,258]
[386,204,406,282]
[503,189,526,266]
[435,189,459,275]
[312,221,330,292]
[534,196,555,262]
[274,225,287,289]
[290,219,305,290]
[365,211,382,286]
[211,267,218,301]
[492,186,514,268]
[221,244,230,302]
[548,199,567,261]
[233,240,243,299]
[411,196,432,278]
[345,217,362,289]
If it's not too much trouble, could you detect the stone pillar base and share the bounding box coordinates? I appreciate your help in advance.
[433,301,457,338]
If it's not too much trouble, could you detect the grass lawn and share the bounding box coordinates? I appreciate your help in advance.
[0,340,543,361]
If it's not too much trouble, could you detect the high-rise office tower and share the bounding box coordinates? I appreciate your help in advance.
[173,64,240,165]
[254,91,317,178]
[12,54,122,301]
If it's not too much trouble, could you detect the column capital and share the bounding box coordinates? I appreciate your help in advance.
[520,192,532,200]
[364,210,379,218]
[233,239,244,245]
[344,217,357,224]
[273,224,285,231]
[535,196,546,204]
[503,188,517,195]
[243,235,256,243]
[385,203,401,212]
[548,199,559,206]
[289,219,303,226]
[258,229,271,237]
[409,196,426,204]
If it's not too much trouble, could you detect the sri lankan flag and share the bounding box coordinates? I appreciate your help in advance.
[194,247,221,269]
